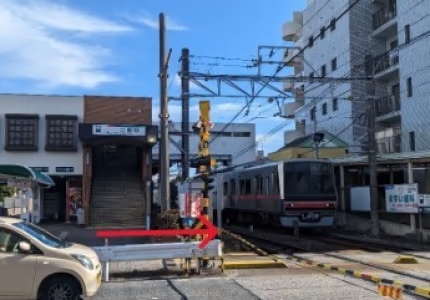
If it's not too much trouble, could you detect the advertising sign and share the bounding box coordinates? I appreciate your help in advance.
[385,183,419,213]
[179,193,202,218]
[92,124,146,136]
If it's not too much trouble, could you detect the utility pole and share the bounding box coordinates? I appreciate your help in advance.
[366,54,380,237]
[159,13,172,211]
[181,48,190,180]
[312,98,319,159]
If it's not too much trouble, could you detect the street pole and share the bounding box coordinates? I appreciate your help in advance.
[181,48,190,180]
[159,13,171,211]
[312,98,319,159]
[368,94,379,237]
[366,54,380,237]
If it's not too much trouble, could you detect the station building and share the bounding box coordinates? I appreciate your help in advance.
[0,94,257,227]
[0,94,157,227]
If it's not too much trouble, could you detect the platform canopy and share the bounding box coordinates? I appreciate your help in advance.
[0,164,55,187]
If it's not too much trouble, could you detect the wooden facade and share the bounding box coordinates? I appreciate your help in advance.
[81,95,154,225]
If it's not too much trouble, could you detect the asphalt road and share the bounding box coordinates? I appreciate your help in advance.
[93,277,260,300]
[92,268,421,300]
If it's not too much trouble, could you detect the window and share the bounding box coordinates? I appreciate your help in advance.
[229,179,236,195]
[321,65,326,77]
[283,162,335,195]
[309,72,314,83]
[330,18,336,31]
[13,222,68,249]
[223,182,228,196]
[310,108,316,120]
[5,114,39,151]
[320,26,325,39]
[263,177,269,194]
[331,58,337,71]
[232,132,251,137]
[239,179,251,195]
[322,103,328,115]
[407,77,413,98]
[271,172,280,194]
[45,115,78,151]
[308,36,314,47]
[332,98,338,111]
[405,24,410,44]
[409,131,416,151]
[255,176,263,194]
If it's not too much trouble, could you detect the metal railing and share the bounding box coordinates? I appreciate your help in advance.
[375,94,400,117]
[373,50,399,74]
[373,7,397,30]
[377,135,401,154]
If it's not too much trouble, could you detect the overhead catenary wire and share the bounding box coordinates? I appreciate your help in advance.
[203,0,363,150]
[230,14,430,163]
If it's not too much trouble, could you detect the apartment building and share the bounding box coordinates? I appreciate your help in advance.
[281,0,430,154]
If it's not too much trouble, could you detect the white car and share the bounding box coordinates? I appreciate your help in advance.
[0,217,102,299]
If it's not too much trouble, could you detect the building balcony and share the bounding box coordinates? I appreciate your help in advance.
[283,81,294,92]
[283,101,304,119]
[375,94,400,121]
[375,127,401,154]
[282,12,303,42]
[283,48,302,67]
[294,85,305,102]
[376,135,401,154]
[373,49,399,81]
[284,121,305,145]
[372,7,397,38]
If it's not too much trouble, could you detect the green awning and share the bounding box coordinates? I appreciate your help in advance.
[0,164,55,187]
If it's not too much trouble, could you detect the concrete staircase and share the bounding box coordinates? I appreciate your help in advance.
[90,168,146,228]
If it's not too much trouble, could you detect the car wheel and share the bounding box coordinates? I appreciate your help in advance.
[39,276,82,300]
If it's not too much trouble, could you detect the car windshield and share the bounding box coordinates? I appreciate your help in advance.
[13,222,70,249]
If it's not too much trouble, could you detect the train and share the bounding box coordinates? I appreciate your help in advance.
[210,158,339,229]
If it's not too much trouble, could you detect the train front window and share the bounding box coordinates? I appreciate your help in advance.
[284,162,335,194]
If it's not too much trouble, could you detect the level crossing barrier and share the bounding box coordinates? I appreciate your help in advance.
[92,214,221,282]
[92,239,222,282]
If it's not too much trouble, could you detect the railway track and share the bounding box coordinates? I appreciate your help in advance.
[223,224,430,298]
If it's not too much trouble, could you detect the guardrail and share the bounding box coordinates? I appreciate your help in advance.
[92,239,222,281]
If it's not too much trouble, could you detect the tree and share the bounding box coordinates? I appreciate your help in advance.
[0,185,14,202]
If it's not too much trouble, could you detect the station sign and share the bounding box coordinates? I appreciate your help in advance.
[385,183,419,213]
[92,124,146,136]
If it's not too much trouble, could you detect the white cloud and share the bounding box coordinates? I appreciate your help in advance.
[123,11,188,31]
[0,0,134,89]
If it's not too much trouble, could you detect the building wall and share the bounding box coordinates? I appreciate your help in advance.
[0,94,84,175]
[300,0,355,146]
[397,0,430,151]
[84,96,152,124]
[152,122,257,165]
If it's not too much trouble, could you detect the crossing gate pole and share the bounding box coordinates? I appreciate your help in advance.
[191,100,216,270]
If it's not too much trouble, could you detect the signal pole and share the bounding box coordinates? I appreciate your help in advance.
[191,100,216,271]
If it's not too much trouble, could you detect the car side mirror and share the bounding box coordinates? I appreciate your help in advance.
[18,241,31,253]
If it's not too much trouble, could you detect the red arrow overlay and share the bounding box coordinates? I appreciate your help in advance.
[95,214,218,249]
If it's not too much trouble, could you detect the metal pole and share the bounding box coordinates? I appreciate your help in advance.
[181,48,190,180]
[313,98,319,159]
[159,13,170,211]
[368,96,379,237]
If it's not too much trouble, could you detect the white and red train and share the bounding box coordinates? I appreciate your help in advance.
[211,159,339,229]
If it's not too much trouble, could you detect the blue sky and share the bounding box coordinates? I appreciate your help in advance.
[0,0,306,155]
